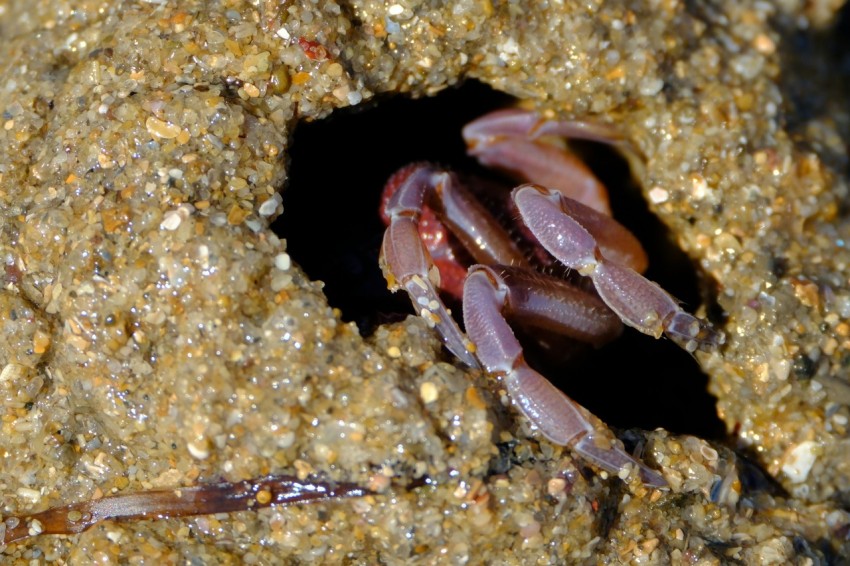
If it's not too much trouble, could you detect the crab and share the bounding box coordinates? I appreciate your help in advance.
[379,109,724,488]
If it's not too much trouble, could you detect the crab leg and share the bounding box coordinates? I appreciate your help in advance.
[512,184,725,352]
[465,136,612,215]
[463,110,615,215]
[462,108,652,216]
[463,108,626,147]
[463,265,667,487]
[488,266,622,347]
[381,164,530,366]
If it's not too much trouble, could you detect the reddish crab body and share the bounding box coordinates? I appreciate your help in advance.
[379,109,724,487]
[380,165,472,300]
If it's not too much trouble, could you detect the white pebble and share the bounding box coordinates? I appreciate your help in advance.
[274,253,291,271]
[160,210,183,231]
[419,381,438,403]
[781,440,818,483]
[160,203,195,231]
[648,187,669,203]
[277,431,296,449]
[499,37,519,55]
[187,440,211,460]
[27,519,43,536]
[258,193,282,216]
[16,487,41,502]
[244,218,263,233]
[639,76,664,97]
[347,91,363,105]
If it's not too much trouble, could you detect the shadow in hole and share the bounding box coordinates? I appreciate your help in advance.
[275,80,725,439]
[774,4,850,211]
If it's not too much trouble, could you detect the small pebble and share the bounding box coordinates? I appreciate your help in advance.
[419,381,438,403]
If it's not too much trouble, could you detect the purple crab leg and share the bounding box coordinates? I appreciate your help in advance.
[1,474,371,545]
[464,136,612,215]
[463,110,615,215]
[380,164,530,366]
[463,265,667,487]
[462,108,627,147]
[462,109,653,215]
[381,191,477,365]
[542,184,648,272]
[512,184,725,352]
[488,266,622,347]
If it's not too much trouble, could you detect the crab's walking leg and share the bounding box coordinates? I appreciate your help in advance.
[463,110,615,215]
[512,184,725,352]
[463,265,667,487]
[462,108,652,216]
[465,135,612,215]
[380,164,530,366]
[462,108,627,148]
[489,266,623,347]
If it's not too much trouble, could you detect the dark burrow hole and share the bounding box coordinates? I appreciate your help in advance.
[275,80,725,440]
